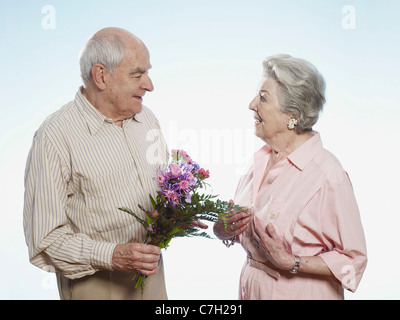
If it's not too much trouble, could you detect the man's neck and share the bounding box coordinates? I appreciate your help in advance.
[81,86,131,127]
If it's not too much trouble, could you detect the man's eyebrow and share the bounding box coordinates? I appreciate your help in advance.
[130,68,146,74]
[130,66,152,75]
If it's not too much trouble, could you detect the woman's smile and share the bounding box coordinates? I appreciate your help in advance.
[254,113,263,125]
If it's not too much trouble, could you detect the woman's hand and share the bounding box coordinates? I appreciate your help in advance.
[213,200,251,241]
[253,216,334,276]
[252,216,293,270]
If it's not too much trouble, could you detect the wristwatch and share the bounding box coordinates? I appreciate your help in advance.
[289,255,301,274]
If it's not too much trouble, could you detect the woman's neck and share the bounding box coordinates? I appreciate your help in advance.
[267,131,313,160]
[260,132,313,189]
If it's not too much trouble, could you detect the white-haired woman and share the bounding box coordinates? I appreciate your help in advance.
[214,54,367,300]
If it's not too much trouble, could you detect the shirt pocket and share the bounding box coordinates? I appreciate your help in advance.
[80,168,137,232]
[257,196,290,238]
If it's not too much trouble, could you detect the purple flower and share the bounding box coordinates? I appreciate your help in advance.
[191,163,200,173]
[185,171,195,184]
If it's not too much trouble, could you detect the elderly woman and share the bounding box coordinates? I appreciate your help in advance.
[214,54,367,300]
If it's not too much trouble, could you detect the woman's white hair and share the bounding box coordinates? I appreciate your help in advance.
[262,54,326,134]
[79,34,125,85]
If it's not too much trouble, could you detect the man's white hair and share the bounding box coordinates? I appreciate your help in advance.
[79,34,125,85]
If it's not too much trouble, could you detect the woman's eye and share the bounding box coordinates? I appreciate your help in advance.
[259,94,266,102]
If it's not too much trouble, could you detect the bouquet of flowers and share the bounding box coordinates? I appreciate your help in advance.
[118,149,246,290]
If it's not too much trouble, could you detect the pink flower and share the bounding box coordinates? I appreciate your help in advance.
[171,149,193,164]
[171,149,180,161]
[156,173,166,184]
[178,180,190,190]
[179,150,193,164]
[198,168,210,179]
[169,163,182,177]
[164,189,178,204]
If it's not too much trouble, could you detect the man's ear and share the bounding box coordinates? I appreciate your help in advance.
[91,64,107,90]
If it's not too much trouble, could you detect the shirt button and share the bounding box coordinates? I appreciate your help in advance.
[270,213,276,220]
[267,178,274,184]
[105,118,113,124]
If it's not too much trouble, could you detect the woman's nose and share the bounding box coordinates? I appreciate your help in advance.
[248,96,257,111]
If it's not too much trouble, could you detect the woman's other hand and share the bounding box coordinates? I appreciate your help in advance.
[213,200,251,240]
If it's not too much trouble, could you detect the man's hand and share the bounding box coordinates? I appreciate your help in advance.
[111,243,161,275]
[182,220,209,229]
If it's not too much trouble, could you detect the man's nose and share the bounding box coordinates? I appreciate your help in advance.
[142,73,154,92]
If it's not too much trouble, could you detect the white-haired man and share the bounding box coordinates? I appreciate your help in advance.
[24,27,173,300]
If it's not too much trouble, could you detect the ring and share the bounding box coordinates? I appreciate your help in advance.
[230,224,234,232]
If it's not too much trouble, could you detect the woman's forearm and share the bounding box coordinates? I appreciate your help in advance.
[295,255,333,277]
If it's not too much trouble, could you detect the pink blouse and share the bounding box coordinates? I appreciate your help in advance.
[234,132,367,300]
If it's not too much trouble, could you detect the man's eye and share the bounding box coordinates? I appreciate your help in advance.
[259,94,266,102]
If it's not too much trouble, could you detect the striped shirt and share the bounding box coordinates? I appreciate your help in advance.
[23,88,169,279]
[235,132,367,299]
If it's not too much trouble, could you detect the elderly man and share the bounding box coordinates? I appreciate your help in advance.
[23,28,170,299]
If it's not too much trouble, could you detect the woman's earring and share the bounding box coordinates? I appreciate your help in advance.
[287,118,298,130]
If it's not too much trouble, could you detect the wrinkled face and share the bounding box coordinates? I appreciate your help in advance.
[248,77,289,142]
[105,41,154,118]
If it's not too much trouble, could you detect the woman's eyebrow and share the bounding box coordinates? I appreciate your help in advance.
[259,89,271,96]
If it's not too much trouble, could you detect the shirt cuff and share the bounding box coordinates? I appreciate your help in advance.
[90,241,117,271]
[319,250,366,292]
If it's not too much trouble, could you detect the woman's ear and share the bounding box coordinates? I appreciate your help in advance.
[91,64,107,90]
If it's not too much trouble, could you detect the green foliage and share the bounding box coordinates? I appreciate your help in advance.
[118,190,247,252]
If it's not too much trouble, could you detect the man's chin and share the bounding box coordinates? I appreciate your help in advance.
[130,104,143,115]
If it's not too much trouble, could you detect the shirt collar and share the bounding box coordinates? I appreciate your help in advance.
[75,87,137,135]
[259,131,323,171]
[75,87,109,135]
[286,131,323,171]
